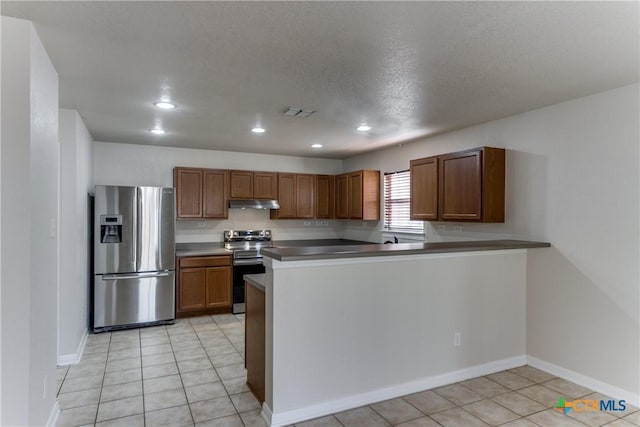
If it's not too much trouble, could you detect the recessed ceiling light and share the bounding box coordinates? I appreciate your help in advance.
[149,128,166,135]
[357,124,372,132]
[154,101,176,109]
[311,144,323,148]
[251,127,266,133]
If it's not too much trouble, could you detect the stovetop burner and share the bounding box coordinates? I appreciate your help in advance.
[223,229,272,253]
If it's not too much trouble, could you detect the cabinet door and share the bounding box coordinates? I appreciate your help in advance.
[439,150,482,221]
[361,170,380,220]
[245,283,266,404]
[335,174,349,219]
[349,171,363,219]
[175,168,202,218]
[205,266,232,308]
[274,174,296,218]
[203,170,229,218]
[178,268,206,311]
[314,175,334,219]
[410,157,438,220]
[254,172,277,199]
[296,174,314,218]
[230,171,253,199]
[481,147,506,223]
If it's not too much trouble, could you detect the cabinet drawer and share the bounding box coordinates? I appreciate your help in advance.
[179,256,231,268]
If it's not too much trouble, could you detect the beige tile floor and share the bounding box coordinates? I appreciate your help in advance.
[56,315,639,427]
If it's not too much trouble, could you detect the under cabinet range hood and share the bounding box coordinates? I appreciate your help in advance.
[228,199,280,210]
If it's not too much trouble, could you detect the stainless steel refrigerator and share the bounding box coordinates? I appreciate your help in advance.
[93,185,175,332]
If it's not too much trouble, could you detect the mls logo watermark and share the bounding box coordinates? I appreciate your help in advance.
[555,397,626,415]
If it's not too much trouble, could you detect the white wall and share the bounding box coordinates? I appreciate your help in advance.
[264,250,528,425]
[59,109,93,362]
[343,85,640,399]
[1,16,60,426]
[93,142,346,242]
[0,17,30,425]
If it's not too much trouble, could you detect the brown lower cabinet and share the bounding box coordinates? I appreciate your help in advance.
[245,281,265,404]
[177,255,232,317]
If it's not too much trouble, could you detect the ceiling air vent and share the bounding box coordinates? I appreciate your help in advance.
[282,107,315,118]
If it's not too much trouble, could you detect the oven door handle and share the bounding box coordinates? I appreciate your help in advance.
[233,258,264,266]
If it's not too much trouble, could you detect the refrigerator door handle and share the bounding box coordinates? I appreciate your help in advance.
[101,271,170,281]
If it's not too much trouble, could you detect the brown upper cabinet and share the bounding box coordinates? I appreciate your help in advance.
[271,174,296,219]
[174,167,229,219]
[230,171,277,199]
[410,147,505,222]
[203,170,230,218]
[335,174,349,219]
[409,157,438,220]
[175,167,380,221]
[314,175,334,219]
[175,168,202,218]
[296,174,315,218]
[270,173,315,219]
[336,170,380,220]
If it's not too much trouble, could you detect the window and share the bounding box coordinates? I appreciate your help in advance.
[383,170,423,232]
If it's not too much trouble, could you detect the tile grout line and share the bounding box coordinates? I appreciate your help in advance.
[226,315,256,427]
[203,315,247,426]
[61,323,627,427]
[460,371,593,427]
[140,327,147,427]
[170,320,197,427]
[211,314,256,426]
[367,402,426,426]
[93,331,112,426]
[95,330,144,426]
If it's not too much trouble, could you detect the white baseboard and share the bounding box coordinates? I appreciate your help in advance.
[527,356,640,407]
[57,329,88,365]
[266,355,526,427]
[261,403,273,426]
[46,400,60,427]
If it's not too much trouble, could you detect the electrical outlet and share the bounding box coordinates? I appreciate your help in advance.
[437,225,446,231]
[303,221,311,226]
[453,225,462,231]
[454,332,461,347]
[42,376,47,398]
[197,222,206,228]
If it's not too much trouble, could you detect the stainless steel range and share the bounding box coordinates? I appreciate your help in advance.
[224,229,272,314]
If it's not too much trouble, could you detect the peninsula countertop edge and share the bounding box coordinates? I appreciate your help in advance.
[260,239,551,262]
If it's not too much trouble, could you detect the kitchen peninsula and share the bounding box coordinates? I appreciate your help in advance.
[253,240,550,426]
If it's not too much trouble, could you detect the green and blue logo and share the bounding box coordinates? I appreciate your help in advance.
[554,397,626,415]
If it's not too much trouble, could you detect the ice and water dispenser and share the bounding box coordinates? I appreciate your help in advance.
[100,214,123,243]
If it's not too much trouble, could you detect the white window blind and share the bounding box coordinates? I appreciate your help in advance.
[384,170,423,232]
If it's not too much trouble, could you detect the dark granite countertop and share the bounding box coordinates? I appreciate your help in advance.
[244,274,265,291]
[175,239,373,257]
[175,242,230,257]
[272,239,372,247]
[261,240,551,262]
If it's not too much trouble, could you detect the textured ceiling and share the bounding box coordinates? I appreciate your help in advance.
[2,1,638,159]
